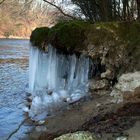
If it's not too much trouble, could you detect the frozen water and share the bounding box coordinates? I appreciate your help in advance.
[29,44,90,119]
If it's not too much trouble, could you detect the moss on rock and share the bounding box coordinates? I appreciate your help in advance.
[30,21,91,52]
[48,21,90,52]
[30,21,140,71]
[94,21,140,49]
[30,27,49,47]
[30,21,140,52]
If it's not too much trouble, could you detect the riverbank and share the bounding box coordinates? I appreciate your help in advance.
[0,36,29,40]
[26,90,140,140]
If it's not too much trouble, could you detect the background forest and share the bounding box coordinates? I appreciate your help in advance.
[0,0,59,38]
[0,0,140,38]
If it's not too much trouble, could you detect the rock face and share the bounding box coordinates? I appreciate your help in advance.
[110,71,140,103]
[54,131,96,140]
[101,69,113,80]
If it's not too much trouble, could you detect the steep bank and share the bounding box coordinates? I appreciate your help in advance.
[30,21,140,78]
[28,21,140,140]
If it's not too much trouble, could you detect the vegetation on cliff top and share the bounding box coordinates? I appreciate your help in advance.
[30,21,140,52]
[30,27,50,47]
[30,21,90,51]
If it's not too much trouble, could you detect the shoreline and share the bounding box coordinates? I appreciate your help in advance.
[25,94,140,140]
[0,36,30,40]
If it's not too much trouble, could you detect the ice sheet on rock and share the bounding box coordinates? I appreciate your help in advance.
[29,44,91,119]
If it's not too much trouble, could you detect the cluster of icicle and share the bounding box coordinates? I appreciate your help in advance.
[28,44,90,120]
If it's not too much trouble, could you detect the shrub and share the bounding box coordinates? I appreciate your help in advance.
[30,27,49,47]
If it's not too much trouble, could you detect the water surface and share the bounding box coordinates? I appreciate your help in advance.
[0,39,30,140]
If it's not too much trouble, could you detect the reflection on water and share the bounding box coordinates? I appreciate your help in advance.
[0,39,30,140]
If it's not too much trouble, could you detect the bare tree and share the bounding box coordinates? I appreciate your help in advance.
[0,0,6,5]
[43,0,140,22]
[136,0,140,20]
[0,0,58,37]
[43,0,77,19]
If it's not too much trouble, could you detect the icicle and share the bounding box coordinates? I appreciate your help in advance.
[29,44,91,120]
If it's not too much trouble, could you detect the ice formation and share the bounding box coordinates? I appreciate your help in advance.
[29,44,90,120]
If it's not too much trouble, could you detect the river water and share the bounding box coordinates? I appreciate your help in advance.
[0,39,31,140]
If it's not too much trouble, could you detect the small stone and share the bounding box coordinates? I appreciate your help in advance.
[63,98,67,102]
[47,90,53,95]
[23,107,29,112]
[66,98,72,103]
[89,79,109,91]
[38,120,45,125]
[35,126,47,132]
[27,96,32,102]
[116,136,127,140]
[96,103,101,107]
[26,92,32,97]
[25,101,32,107]
[101,69,112,79]
[54,131,97,140]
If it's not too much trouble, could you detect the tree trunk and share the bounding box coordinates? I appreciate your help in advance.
[137,0,140,20]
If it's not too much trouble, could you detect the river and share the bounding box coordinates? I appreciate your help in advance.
[0,39,31,140]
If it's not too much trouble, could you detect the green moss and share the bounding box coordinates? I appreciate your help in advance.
[48,21,90,51]
[86,25,116,46]
[94,21,140,46]
[30,27,49,47]
[30,21,140,54]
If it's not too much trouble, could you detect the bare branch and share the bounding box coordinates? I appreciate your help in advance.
[0,0,5,4]
[43,0,77,20]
